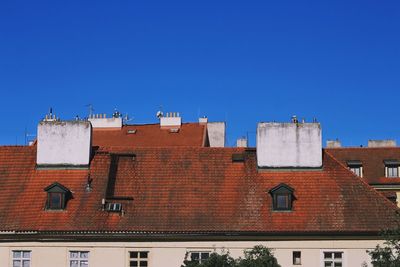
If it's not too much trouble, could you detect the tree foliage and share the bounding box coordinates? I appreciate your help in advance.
[181,245,280,267]
[368,228,400,267]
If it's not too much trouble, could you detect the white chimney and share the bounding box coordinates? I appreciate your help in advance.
[37,121,92,167]
[368,139,396,148]
[88,114,122,129]
[257,122,322,168]
[199,117,208,124]
[326,139,341,148]
[160,112,182,128]
[207,122,226,147]
[236,138,248,148]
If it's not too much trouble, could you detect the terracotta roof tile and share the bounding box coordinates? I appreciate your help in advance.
[91,123,207,147]
[326,147,400,185]
[0,146,398,234]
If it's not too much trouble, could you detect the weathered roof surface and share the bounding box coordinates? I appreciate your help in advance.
[327,147,400,185]
[91,123,207,147]
[0,146,398,235]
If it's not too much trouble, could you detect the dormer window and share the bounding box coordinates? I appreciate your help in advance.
[385,160,400,178]
[44,182,71,210]
[269,183,295,211]
[347,160,363,177]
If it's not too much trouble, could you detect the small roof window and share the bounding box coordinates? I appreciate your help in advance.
[269,183,295,211]
[347,160,363,177]
[44,182,71,210]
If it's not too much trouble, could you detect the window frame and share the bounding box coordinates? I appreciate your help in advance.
[44,182,71,210]
[128,250,149,267]
[292,251,301,265]
[12,250,31,267]
[69,250,89,267]
[386,165,399,178]
[321,251,344,267]
[269,183,295,211]
[187,251,211,264]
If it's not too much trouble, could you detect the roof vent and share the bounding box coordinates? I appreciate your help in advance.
[368,140,396,148]
[127,129,137,134]
[169,128,180,133]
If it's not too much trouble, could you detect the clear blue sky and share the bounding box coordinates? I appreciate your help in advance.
[1,1,399,147]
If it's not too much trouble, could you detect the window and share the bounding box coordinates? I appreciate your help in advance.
[293,251,301,265]
[385,160,400,178]
[12,250,31,267]
[49,192,63,209]
[347,160,362,177]
[189,251,210,263]
[129,251,148,267]
[44,182,71,210]
[323,252,343,267]
[269,183,295,211]
[106,202,122,212]
[69,251,89,267]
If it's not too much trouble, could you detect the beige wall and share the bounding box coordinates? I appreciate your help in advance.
[0,239,382,267]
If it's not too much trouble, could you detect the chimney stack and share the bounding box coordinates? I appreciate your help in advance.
[160,112,182,129]
[37,120,92,167]
[257,120,322,169]
[207,122,226,147]
[88,113,122,129]
[326,139,341,148]
[236,137,248,148]
[368,139,396,148]
[199,117,208,124]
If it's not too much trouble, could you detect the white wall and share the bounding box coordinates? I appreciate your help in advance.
[0,239,380,267]
[257,122,322,168]
[88,117,122,129]
[207,122,225,147]
[37,121,92,166]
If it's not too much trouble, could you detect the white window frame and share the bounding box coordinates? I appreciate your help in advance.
[69,251,89,267]
[321,250,345,267]
[11,250,31,267]
[128,251,149,267]
[385,165,399,178]
[187,251,211,264]
[349,166,363,177]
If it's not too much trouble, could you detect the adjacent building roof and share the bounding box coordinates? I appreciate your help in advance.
[91,123,208,148]
[326,147,400,185]
[0,146,398,237]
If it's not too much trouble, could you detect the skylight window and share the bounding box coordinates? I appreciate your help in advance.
[269,183,295,211]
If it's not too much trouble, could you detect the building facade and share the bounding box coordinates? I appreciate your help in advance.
[0,112,398,267]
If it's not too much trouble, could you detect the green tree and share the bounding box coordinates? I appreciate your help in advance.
[368,228,400,267]
[237,245,281,267]
[181,251,236,267]
[181,245,280,267]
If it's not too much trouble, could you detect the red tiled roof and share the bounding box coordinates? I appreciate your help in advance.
[0,146,398,235]
[91,123,207,147]
[326,147,400,185]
